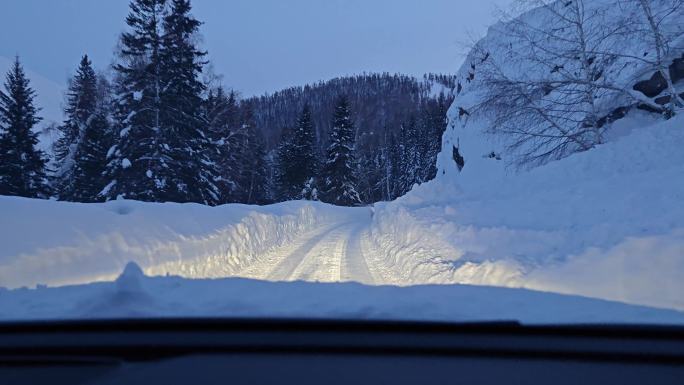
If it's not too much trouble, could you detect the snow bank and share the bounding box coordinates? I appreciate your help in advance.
[0,197,352,289]
[2,262,683,324]
[362,0,684,312]
[371,113,684,310]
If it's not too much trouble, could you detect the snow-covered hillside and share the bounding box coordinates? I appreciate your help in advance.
[378,0,684,311]
[376,113,684,310]
[1,109,683,317]
[437,0,684,178]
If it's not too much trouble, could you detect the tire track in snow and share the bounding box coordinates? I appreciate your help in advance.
[266,223,350,281]
[340,224,375,285]
[288,225,351,282]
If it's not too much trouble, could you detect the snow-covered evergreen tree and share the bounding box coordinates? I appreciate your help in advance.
[101,0,167,201]
[398,115,420,193]
[205,87,241,203]
[159,0,220,204]
[0,57,49,198]
[53,55,103,200]
[275,125,294,200]
[278,104,319,200]
[102,0,220,204]
[237,104,268,204]
[321,96,361,206]
[68,111,112,202]
[247,73,454,204]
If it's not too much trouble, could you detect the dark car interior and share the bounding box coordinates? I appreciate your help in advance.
[1,318,684,384]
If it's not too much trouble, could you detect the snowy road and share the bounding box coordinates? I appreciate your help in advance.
[238,217,376,284]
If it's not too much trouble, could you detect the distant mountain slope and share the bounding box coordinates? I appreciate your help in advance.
[246,73,456,151]
[245,72,456,202]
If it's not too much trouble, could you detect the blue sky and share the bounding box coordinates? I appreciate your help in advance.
[1,0,511,96]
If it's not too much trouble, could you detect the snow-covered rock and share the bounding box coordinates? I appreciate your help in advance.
[436,0,684,182]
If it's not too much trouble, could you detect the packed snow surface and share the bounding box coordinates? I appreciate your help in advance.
[2,262,684,324]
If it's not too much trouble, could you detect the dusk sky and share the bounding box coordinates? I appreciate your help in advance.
[1,0,512,96]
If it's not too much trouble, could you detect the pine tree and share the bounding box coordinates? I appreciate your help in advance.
[237,105,268,204]
[159,0,220,204]
[53,55,100,199]
[278,104,319,200]
[321,96,360,206]
[69,112,111,202]
[205,87,241,203]
[0,57,49,198]
[101,0,168,202]
[387,130,402,199]
[398,115,420,194]
[275,125,294,200]
[103,0,220,204]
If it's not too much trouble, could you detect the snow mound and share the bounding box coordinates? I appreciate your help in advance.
[2,272,684,324]
[116,261,146,292]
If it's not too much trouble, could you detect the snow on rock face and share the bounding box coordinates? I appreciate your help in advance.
[436,0,683,183]
[381,111,684,311]
[391,0,684,311]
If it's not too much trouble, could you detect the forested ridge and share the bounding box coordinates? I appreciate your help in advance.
[0,0,454,206]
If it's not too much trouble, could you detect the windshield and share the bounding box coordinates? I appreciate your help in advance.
[1,0,683,325]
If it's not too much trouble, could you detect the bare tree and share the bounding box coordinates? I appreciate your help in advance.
[471,0,668,167]
[620,0,684,116]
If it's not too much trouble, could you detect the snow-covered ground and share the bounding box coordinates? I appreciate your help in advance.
[2,113,684,321]
[3,261,684,324]
[0,197,365,288]
[2,2,683,323]
[373,112,684,310]
[2,111,684,322]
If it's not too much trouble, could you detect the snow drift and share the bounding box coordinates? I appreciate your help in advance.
[371,112,684,309]
[2,261,684,324]
[366,0,684,311]
[0,197,352,288]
